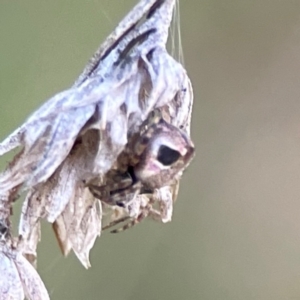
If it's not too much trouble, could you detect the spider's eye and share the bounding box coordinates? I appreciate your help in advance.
[157,145,181,166]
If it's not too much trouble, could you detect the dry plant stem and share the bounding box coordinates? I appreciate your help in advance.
[0,183,49,300]
[0,0,193,299]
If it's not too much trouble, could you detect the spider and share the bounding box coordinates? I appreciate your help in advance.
[86,108,194,232]
[101,193,159,233]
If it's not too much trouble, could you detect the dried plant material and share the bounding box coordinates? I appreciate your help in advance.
[19,130,103,268]
[0,172,49,299]
[52,191,102,268]
[0,241,49,300]
[0,0,182,191]
[0,0,193,285]
[12,0,190,263]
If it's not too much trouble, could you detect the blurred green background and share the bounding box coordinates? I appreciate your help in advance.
[1,1,300,299]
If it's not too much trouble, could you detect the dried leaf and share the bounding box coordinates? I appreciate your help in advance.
[0,243,49,300]
[0,0,193,275]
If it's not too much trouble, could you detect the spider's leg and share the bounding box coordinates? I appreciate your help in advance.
[110,210,148,233]
[110,200,153,233]
[102,215,131,231]
[112,181,141,207]
[147,208,163,222]
[86,171,134,206]
[102,187,143,232]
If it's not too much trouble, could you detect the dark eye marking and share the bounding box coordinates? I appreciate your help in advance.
[157,145,181,166]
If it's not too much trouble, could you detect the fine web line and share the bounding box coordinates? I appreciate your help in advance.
[170,0,184,65]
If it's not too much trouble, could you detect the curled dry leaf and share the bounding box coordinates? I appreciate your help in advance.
[0,0,193,279]
[0,0,184,190]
